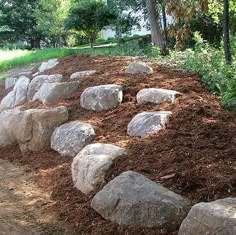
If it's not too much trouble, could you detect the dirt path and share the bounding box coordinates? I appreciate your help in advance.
[0,159,72,235]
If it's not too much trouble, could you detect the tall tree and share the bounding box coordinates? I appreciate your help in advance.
[223,0,232,63]
[65,0,117,47]
[0,0,42,48]
[146,0,168,55]
[34,0,71,47]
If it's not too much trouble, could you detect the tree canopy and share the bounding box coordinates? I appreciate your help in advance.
[65,0,117,47]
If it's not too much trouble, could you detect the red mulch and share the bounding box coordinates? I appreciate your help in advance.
[0,54,235,235]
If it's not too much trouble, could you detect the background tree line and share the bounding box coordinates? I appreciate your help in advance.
[0,0,235,62]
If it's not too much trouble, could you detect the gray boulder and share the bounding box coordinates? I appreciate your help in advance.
[19,106,68,152]
[179,198,236,235]
[0,109,20,148]
[0,106,68,151]
[27,74,63,100]
[5,77,18,89]
[38,59,59,73]
[126,61,153,74]
[0,76,30,112]
[80,84,123,111]
[137,88,180,104]
[70,70,96,80]
[127,111,172,137]
[32,81,79,104]
[72,143,127,194]
[51,121,96,157]
[91,171,189,231]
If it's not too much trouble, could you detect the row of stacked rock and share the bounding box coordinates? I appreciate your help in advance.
[0,58,234,234]
[68,61,190,233]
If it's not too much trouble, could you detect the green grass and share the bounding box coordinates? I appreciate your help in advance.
[0,44,148,73]
[0,48,87,72]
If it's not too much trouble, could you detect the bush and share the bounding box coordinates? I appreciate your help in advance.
[155,33,236,111]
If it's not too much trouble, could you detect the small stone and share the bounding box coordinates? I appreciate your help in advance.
[126,61,153,74]
[51,121,96,157]
[80,84,123,111]
[38,59,59,73]
[70,70,96,80]
[91,171,189,231]
[137,88,180,104]
[127,111,172,137]
[179,198,236,235]
[72,143,127,194]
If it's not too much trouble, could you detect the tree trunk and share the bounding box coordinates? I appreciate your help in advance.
[162,4,168,42]
[88,32,96,48]
[223,0,231,64]
[146,0,168,55]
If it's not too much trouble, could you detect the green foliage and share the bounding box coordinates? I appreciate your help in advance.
[222,78,236,111]
[0,0,41,48]
[65,0,117,46]
[34,0,71,46]
[164,34,236,111]
[190,13,222,46]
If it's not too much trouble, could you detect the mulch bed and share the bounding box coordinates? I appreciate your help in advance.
[0,54,235,235]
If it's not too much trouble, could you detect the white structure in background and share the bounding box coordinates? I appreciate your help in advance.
[101,9,151,40]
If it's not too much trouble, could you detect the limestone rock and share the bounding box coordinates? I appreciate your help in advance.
[0,76,30,112]
[51,121,96,157]
[32,81,79,104]
[27,74,63,100]
[19,106,68,152]
[91,171,189,230]
[38,59,59,73]
[70,70,96,80]
[126,61,153,74]
[127,111,172,137]
[137,88,180,104]
[5,77,18,89]
[80,84,123,111]
[72,143,127,194]
[179,198,236,235]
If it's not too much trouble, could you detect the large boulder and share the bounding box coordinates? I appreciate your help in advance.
[80,84,123,111]
[38,59,59,73]
[126,61,153,74]
[0,109,20,148]
[51,121,96,157]
[179,198,236,235]
[91,171,189,231]
[32,81,79,104]
[127,111,172,137]
[19,106,68,152]
[5,77,18,90]
[0,106,68,151]
[70,70,96,80]
[0,76,30,112]
[27,74,63,100]
[137,88,180,104]
[72,143,127,194]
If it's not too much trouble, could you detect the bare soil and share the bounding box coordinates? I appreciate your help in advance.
[0,159,75,235]
[0,54,235,235]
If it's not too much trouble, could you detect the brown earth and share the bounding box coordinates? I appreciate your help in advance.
[0,54,235,235]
